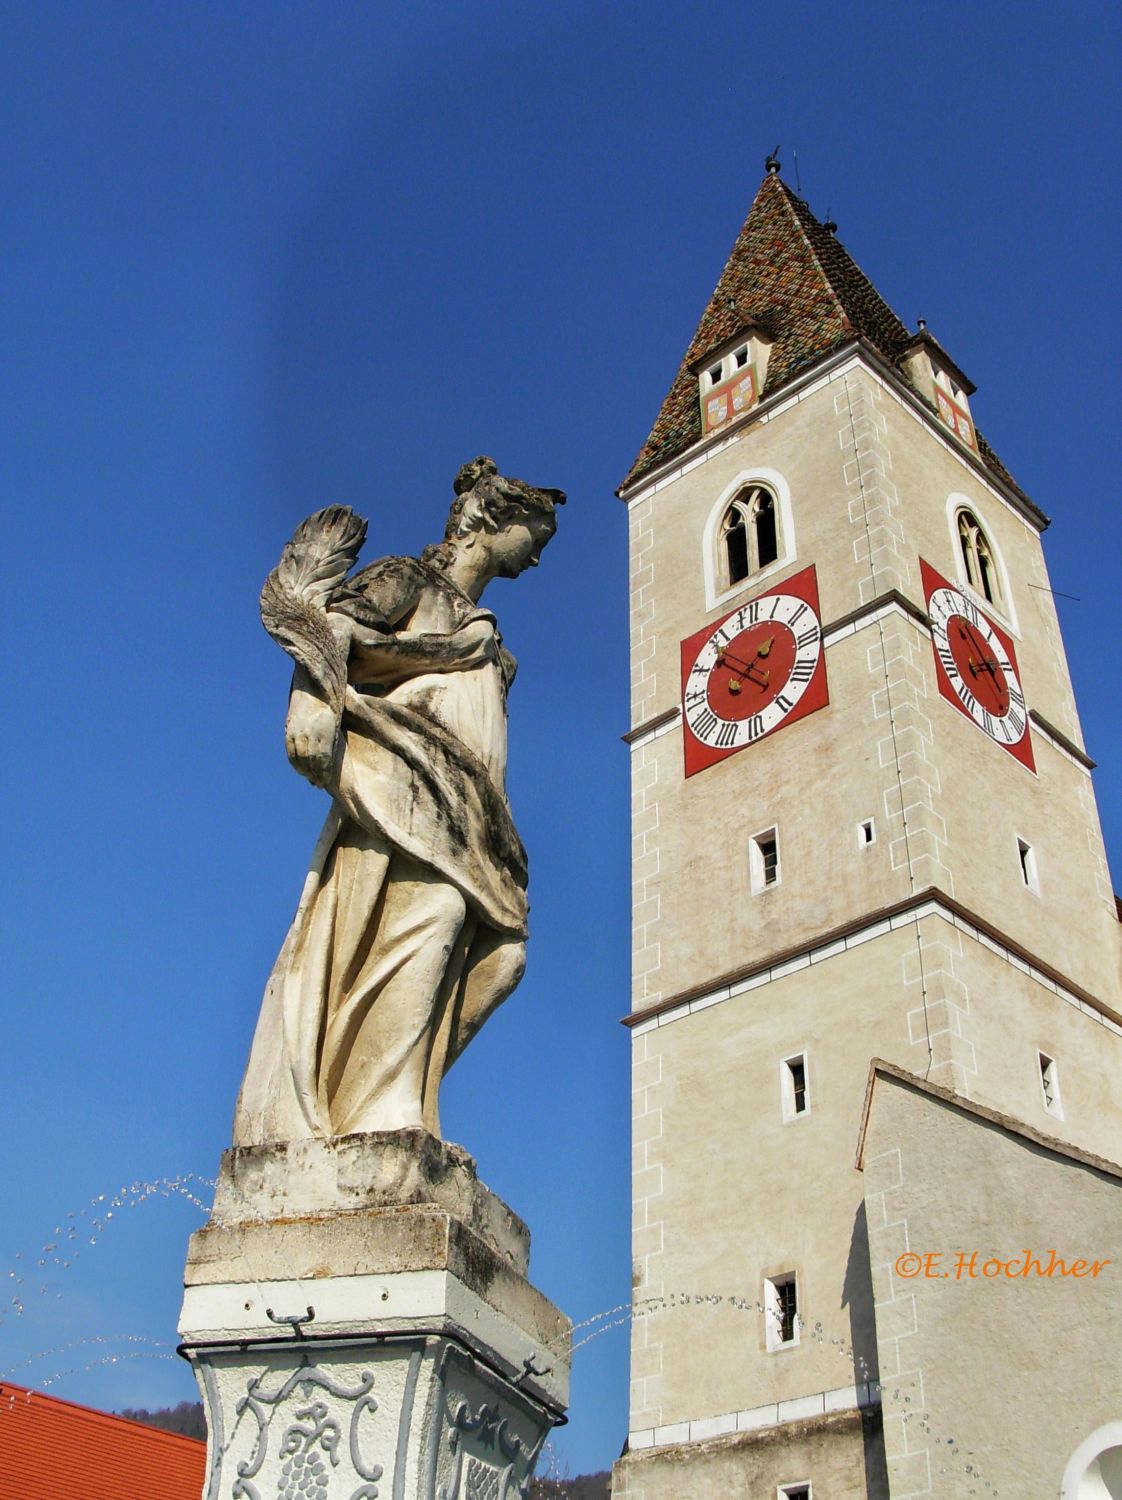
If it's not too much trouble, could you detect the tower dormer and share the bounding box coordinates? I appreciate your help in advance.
[692,325,773,434]
[899,327,978,451]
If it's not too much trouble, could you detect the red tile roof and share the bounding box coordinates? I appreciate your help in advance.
[0,1381,206,1500]
[620,171,1031,511]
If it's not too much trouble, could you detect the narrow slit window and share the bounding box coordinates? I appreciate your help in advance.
[859,818,875,847]
[765,1272,800,1350]
[751,828,780,893]
[1038,1052,1062,1118]
[976,531,997,603]
[781,1054,809,1120]
[723,505,750,584]
[958,510,977,587]
[1017,838,1039,893]
[753,489,779,569]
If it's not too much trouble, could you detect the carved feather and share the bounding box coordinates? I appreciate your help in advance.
[272,505,367,606]
[260,505,368,717]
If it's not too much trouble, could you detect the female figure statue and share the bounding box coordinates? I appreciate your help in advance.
[233,457,564,1146]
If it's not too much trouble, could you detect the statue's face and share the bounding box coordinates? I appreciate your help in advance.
[489,511,556,579]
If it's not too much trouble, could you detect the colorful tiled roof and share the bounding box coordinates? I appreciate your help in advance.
[620,171,1030,510]
[0,1382,206,1500]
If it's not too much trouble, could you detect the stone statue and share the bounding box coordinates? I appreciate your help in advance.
[233,456,564,1146]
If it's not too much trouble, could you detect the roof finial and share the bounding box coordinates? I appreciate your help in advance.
[823,209,837,234]
[765,146,781,176]
[917,317,927,331]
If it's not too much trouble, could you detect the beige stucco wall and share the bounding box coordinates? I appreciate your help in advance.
[628,917,1122,1435]
[613,1408,885,1499]
[623,348,1122,1490]
[628,355,1121,1018]
[861,1066,1122,1498]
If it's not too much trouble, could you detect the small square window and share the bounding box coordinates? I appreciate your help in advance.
[750,828,780,893]
[1038,1052,1063,1118]
[708,362,724,386]
[734,345,749,368]
[781,1054,809,1120]
[778,1486,812,1500]
[764,1272,799,1350]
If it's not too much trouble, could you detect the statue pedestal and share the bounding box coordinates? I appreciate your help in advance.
[179,1132,569,1500]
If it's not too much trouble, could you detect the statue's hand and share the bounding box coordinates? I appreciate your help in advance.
[451,618,497,659]
[348,616,497,679]
[285,691,339,787]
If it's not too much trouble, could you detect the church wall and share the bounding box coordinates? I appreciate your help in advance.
[623,336,1122,1495]
[630,624,911,1003]
[627,364,902,729]
[922,697,1122,1003]
[861,1067,1122,1498]
[627,899,1122,1432]
[629,358,1089,762]
[942,929,1122,1163]
[629,929,927,1431]
[871,382,1085,748]
[613,1407,883,1499]
[627,357,1122,1018]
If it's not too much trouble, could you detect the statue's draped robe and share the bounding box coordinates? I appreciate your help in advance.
[233,558,528,1144]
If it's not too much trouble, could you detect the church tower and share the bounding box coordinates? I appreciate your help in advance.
[613,162,1122,1498]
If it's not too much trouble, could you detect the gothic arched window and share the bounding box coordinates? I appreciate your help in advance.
[721,485,781,587]
[957,509,1002,607]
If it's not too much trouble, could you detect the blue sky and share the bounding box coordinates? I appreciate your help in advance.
[1,0,1120,1476]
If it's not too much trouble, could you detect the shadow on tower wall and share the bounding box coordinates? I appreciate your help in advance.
[843,1198,889,1499]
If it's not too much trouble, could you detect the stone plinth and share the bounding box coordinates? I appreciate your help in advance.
[179,1132,569,1499]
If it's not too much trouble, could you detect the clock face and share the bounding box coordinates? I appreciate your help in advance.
[681,565,829,777]
[921,559,1034,772]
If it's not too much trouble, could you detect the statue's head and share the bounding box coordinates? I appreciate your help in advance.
[424,456,565,576]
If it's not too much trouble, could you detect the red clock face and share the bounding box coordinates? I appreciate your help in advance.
[921,559,1034,772]
[705,620,800,721]
[946,617,1010,718]
[681,565,829,777]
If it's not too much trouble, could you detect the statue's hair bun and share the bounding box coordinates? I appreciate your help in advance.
[454,456,498,495]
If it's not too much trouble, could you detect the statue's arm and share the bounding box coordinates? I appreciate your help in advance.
[284,607,496,785]
[284,612,353,787]
[347,616,496,681]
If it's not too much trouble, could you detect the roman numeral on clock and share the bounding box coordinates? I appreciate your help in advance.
[691,707,719,741]
[714,720,740,749]
[790,658,815,684]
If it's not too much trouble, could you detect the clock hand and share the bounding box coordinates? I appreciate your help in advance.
[958,622,999,679]
[728,665,771,696]
[717,634,777,695]
[716,636,774,675]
